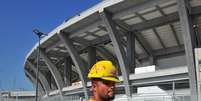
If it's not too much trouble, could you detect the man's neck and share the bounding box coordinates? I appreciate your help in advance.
[94,95,110,101]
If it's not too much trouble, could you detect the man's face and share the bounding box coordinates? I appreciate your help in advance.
[92,79,116,101]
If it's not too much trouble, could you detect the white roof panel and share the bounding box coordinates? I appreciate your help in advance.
[59,43,65,47]
[159,0,176,8]
[139,7,156,14]
[88,27,100,33]
[135,40,145,55]
[124,17,143,25]
[119,13,136,20]
[80,53,88,63]
[141,29,163,50]
[77,33,87,37]
[83,35,97,40]
[142,11,162,20]
[156,25,177,47]
[162,5,178,15]
[59,49,67,53]
[197,16,201,37]
[172,22,184,45]
[104,43,116,57]
[94,30,108,36]
[190,0,201,7]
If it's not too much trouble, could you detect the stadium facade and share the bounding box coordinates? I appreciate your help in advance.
[23,0,201,101]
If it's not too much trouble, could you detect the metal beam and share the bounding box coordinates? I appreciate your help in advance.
[25,70,44,95]
[155,5,166,16]
[88,46,96,69]
[40,50,64,100]
[134,45,185,64]
[46,71,55,90]
[26,61,51,95]
[191,6,201,16]
[57,32,89,100]
[126,32,135,73]
[135,12,147,21]
[131,12,179,31]
[100,10,132,97]
[55,57,65,67]
[155,45,185,59]
[177,0,198,101]
[119,34,141,65]
[64,57,72,86]
[155,44,184,54]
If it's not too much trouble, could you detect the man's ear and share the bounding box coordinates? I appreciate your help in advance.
[92,82,97,92]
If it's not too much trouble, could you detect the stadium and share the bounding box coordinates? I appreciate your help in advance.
[18,0,201,101]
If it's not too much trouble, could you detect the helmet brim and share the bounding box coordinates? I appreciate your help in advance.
[100,77,120,82]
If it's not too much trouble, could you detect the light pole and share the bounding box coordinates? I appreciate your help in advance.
[33,29,45,101]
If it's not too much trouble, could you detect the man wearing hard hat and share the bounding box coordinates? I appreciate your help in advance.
[88,60,120,101]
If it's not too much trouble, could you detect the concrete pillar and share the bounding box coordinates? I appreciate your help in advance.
[64,57,72,86]
[88,46,96,69]
[126,32,136,74]
[177,0,198,100]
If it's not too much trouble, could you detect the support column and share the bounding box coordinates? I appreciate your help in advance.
[149,56,156,66]
[100,10,132,97]
[177,0,198,100]
[58,32,89,100]
[26,60,50,95]
[127,32,137,93]
[40,50,64,101]
[64,57,72,86]
[46,71,53,89]
[25,70,44,95]
[88,46,96,69]
[172,81,175,101]
[127,32,136,74]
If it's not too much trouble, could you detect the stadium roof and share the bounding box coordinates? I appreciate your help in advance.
[24,0,201,98]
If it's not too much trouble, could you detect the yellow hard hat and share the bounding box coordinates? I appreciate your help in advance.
[88,60,120,82]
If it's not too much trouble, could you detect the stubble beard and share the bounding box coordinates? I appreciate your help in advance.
[101,93,115,101]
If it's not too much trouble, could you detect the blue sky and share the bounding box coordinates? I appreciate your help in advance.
[0,0,101,91]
